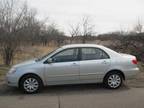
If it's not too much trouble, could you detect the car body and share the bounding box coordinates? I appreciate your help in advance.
[6,44,139,93]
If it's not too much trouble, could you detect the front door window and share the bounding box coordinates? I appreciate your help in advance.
[52,48,79,63]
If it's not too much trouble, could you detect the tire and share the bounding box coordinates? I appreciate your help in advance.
[19,74,43,93]
[104,72,123,89]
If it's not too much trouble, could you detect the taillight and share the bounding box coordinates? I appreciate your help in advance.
[132,59,138,64]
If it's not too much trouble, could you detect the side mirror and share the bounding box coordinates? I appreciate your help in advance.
[47,58,53,64]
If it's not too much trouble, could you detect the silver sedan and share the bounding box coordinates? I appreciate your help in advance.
[6,44,139,93]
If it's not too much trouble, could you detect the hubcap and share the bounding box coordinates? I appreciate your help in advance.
[23,78,39,92]
[108,74,121,88]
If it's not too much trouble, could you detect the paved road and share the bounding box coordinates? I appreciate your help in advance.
[0,83,144,108]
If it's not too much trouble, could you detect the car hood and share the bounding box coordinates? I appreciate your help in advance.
[13,59,36,69]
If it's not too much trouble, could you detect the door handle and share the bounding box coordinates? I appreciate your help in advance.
[72,62,78,66]
[102,60,107,64]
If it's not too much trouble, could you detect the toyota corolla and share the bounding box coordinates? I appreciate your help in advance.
[6,44,139,93]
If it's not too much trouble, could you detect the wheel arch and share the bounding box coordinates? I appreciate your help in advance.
[18,73,44,88]
[103,69,125,82]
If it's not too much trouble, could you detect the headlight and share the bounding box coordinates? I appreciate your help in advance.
[8,67,17,74]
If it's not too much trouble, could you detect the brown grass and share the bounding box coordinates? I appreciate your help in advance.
[0,45,57,65]
[13,45,57,64]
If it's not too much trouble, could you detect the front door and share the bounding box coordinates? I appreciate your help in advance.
[44,48,80,83]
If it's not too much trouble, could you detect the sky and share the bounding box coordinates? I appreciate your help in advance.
[27,0,144,35]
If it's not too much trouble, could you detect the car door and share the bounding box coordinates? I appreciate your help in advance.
[79,47,111,82]
[44,48,80,83]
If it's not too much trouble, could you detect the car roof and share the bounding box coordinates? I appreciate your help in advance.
[61,44,104,49]
[60,44,120,57]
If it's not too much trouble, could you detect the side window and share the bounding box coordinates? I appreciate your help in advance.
[51,48,78,62]
[81,48,109,60]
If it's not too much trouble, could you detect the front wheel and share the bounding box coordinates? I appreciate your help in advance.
[104,72,123,89]
[19,75,43,93]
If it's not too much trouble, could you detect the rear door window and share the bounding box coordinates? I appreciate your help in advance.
[81,47,109,60]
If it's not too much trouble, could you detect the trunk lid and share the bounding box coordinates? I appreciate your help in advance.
[119,53,136,59]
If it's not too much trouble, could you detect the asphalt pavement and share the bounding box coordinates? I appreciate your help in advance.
[0,83,144,108]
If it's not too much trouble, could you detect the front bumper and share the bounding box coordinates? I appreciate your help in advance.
[6,74,19,87]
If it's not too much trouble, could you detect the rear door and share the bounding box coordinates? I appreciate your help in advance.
[79,47,111,81]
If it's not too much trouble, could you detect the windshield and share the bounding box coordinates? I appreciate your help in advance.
[35,49,57,62]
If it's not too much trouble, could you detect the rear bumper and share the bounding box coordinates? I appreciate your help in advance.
[124,67,139,80]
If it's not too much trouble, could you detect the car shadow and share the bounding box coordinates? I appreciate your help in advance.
[0,82,130,96]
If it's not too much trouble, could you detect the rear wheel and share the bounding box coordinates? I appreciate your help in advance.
[104,72,123,89]
[19,75,43,93]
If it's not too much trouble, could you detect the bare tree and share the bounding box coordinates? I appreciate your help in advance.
[80,16,95,43]
[68,16,95,44]
[0,0,40,65]
[40,23,65,46]
[50,24,65,46]
[133,20,143,33]
[69,23,80,43]
[19,7,43,45]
